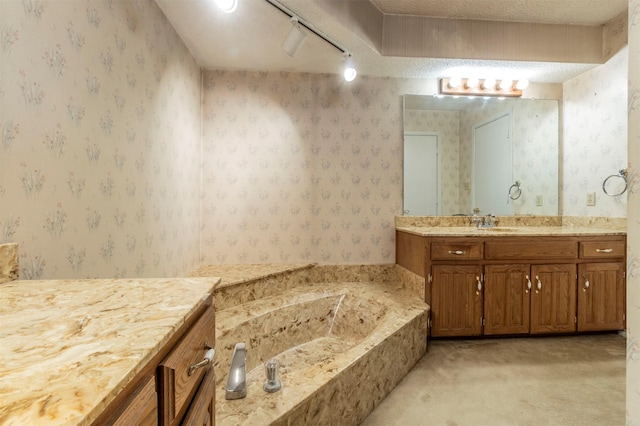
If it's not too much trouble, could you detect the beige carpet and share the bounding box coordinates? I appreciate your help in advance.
[362,334,625,426]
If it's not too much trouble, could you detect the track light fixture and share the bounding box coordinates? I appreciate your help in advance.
[343,52,357,82]
[282,17,307,57]
[264,0,357,81]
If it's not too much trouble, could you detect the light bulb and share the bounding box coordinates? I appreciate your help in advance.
[516,79,530,90]
[466,77,479,89]
[344,67,357,82]
[482,78,496,90]
[215,0,238,13]
[499,79,513,90]
[448,77,462,88]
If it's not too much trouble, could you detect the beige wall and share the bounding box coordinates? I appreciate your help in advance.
[0,0,202,278]
[563,47,628,217]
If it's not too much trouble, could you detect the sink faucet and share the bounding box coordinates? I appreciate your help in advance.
[473,214,498,228]
[225,342,247,400]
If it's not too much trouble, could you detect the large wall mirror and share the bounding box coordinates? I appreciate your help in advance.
[403,94,559,216]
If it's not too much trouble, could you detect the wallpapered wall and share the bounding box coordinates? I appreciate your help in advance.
[627,0,640,421]
[200,71,438,265]
[400,109,461,215]
[563,46,628,218]
[0,0,202,279]
[457,99,559,216]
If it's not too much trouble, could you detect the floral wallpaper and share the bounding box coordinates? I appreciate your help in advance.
[403,109,460,215]
[627,0,640,422]
[200,72,424,265]
[563,46,628,218]
[0,0,202,279]
[463,100,559,216]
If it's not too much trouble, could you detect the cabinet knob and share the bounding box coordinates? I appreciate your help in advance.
[535,276,542,293]
[595,248,613,253]
[188,344,215,376]
[583,279,590,292]
[448,250,465,255]
[476,276,482,294]
[525,275,532,293]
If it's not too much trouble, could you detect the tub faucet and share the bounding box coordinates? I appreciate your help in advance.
[225,342,247,400]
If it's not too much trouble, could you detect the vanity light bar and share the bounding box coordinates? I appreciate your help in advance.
[439,78,523,98]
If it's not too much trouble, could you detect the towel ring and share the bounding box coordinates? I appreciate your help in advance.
[508,180,522,200]
[602,169,627,197]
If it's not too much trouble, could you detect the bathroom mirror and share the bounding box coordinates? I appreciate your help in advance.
[403,95,559,216]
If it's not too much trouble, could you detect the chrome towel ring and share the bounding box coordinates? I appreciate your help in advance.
[602,169,627,197]
[508,180,522,200]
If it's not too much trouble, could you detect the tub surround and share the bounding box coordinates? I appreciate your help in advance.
[214,280,428,426]
[0,243,19,283]
[0,277,218,426]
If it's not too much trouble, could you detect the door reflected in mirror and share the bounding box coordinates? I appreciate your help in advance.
[403,95,559,216]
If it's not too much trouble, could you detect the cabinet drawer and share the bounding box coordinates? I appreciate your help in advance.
[159,306,215,425]
[580,241,625,258]
[431,241,483,260]
[111,376,157,426]
[485,239,577,260]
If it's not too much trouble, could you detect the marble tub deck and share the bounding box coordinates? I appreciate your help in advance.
[213,281,428,426]
[190,264,428,425]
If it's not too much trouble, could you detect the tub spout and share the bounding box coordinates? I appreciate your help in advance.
[225,342,247,400]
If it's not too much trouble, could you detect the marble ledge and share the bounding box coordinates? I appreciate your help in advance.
[0,276,219,426]
[396,215,626,237]
[189,263,314,290]
[0,242,19,283]
[396,225,626,237]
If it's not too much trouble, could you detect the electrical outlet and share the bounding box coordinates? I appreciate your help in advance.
[586,192,596,206]
[536,195,543,206]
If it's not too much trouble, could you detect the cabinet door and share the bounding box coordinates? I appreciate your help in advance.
[182,367,215,426]
[530,264,577,334]
[577,262,625,331]
[431,265,483,337]
[484,264,531,335]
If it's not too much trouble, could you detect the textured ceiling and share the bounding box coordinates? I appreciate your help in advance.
[370,0,628,25]
[155,0,627,83]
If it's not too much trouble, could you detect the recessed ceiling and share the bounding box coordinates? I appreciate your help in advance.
[155,0,628,83]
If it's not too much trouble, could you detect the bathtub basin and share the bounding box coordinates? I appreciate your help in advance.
[214,281,428,425]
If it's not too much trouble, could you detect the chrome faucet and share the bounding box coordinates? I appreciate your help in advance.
[225,342,247,400]
[473,214,498,228]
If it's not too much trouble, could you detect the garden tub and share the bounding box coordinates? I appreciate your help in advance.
[214,281,429,425]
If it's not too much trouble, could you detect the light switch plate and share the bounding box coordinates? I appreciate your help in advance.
[536,195,543,206]
[586,192,596,206]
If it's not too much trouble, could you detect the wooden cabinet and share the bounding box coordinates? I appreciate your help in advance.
[431,265,483,337]
[530,264,577,334]
[92,300,215,426]
[577,262,625,331]
[484,264,530,335]
[396,231,626,338]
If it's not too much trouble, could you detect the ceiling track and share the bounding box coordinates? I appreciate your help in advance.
[263,0,348,55]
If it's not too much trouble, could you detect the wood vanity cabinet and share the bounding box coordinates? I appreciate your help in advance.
[92,299,215,426]
[396,231,626,338]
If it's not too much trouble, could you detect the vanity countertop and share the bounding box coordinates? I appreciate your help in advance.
[396,225,626,237]
[0,277,219,426]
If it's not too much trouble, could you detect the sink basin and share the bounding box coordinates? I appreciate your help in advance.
[475,227,523,232]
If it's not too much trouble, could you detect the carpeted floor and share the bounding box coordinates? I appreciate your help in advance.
[362,334,625,426]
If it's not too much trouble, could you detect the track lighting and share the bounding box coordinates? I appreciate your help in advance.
[282,17,307,57]
[264,0,356,80]
[343,52,357,82]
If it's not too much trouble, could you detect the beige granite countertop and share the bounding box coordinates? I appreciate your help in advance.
[396,225,626,237]
[0,277,219,426]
